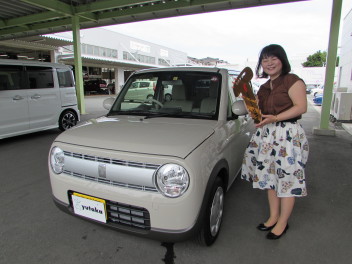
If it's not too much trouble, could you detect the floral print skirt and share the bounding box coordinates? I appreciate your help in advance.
[241,121,309,197]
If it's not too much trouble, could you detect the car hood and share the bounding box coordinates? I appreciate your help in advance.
[55,116,217,158]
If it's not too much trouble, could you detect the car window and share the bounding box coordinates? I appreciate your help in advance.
[0,65,23,90]
[140,82,151,88]
[57,68,74,88]
[109,71,222,120]
[26,66,54,89]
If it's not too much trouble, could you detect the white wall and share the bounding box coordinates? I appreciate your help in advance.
[79,28,188,66]
[238,60,334,86]
[51,28,188,67]
[293,67,339,87]
[338,8,352,92]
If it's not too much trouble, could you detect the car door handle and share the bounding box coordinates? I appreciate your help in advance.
[31,94,41,99]
[12,95,24,101]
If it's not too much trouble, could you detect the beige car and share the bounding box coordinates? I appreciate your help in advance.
[49,67,255,246]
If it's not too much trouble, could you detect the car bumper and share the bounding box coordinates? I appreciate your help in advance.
[52,195,201,242]
[50,171,204,242]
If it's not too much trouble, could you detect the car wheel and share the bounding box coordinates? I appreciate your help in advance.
[197,177,225,246]
[147,94,153,100]
[59,110,77,131]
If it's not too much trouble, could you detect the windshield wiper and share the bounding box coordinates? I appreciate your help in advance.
[107,110,150,116]
[144,112,213,119]
[143,112,178,119]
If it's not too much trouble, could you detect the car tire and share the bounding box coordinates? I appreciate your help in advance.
[59,110,78,131]
[197,177,225,246]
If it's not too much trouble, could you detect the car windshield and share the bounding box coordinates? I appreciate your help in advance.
[108,71,221,120]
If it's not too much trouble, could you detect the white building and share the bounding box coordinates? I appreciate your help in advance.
[338,8,352,92]
[47,28,188,92]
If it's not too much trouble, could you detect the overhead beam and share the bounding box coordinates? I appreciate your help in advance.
[20,0,74,16]
[0,0,154,30]
[75,0,160,14]
[97,1,190,20]
[17,0,97,25]
[0,17,87,36]
[2,11,64,29]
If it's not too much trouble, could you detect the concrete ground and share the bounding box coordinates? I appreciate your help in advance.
[0,95,351,264]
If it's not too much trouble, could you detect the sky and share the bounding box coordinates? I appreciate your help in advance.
[104,0,352,65]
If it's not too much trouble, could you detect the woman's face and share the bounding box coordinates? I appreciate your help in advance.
[261,55,283,79]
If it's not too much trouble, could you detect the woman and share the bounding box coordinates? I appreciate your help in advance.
[241,44,309,240]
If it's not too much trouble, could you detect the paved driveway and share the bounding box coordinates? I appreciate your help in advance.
[1,96,351,264]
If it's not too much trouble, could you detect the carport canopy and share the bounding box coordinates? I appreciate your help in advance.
[0,0,343,134]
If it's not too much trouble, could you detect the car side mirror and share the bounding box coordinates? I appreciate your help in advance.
[232,100,248,116]
[103,97,115,110]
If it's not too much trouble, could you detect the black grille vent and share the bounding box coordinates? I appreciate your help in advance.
[107,201,151,230]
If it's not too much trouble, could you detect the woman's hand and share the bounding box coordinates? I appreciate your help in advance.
[255,114,277,128]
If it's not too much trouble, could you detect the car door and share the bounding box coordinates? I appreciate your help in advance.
[26,66,61,130]
[225,82,255,184]
[0,65,30,138]
[139,81,154,100]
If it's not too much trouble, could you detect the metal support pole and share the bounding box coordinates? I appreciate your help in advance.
[319,0,342,131]
[72,16,85,114]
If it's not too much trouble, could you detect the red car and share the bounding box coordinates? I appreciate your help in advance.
[84,79,107,95]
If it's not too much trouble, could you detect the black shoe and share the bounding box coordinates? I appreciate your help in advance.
[257,223,276,231]
[266,224,289,240]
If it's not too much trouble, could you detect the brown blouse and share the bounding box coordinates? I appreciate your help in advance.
[257,73,303,119]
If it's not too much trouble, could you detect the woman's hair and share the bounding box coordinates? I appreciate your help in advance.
[255,44,291,78]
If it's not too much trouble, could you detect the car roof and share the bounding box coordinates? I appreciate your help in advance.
[0,58,71,69]
[135,66,228,74]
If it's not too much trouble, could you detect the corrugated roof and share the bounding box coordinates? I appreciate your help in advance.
[58,54,158,70]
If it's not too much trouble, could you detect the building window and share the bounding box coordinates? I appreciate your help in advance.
[158,58,170,66]
[111,50,117,58]
[123,51,155,64]
[79,44,117,59]
[94,46,99,56]
[87,45,93,55]
[81,44,86,54]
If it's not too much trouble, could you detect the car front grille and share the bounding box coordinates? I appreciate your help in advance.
[63,151,160,169]
[68,191,151,230]
[63,169,158,192]
[62,151,159,192]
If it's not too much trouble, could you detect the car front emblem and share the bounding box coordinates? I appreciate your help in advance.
[98,163,107,178]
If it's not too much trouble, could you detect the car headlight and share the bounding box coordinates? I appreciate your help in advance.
[50,147,65,174]
[155,164,189,198]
